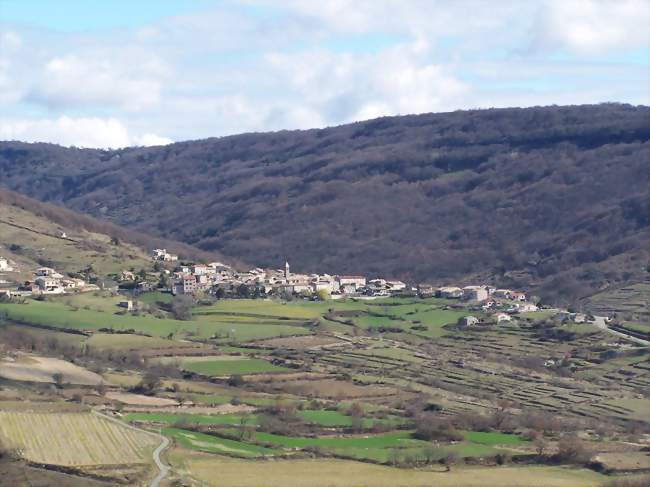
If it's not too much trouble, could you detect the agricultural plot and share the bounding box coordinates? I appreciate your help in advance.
[177,453,607,487]
[179,356,291,376]
[215,429,436,462]
[0,354,104,385]
[86,333,191,350]
[0,299,312,342]
[164,427,276,458]
[210,427,509,463]
[126,412,258,427]
[297,410,405,428]
[0,411,158,466]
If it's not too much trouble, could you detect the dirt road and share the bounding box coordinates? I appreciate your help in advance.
[92,410,171,487]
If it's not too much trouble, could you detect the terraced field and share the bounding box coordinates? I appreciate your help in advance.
[0,411,158,466]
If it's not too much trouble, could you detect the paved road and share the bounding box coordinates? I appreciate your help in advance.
[92,410,171,487]
[592,316,650,346]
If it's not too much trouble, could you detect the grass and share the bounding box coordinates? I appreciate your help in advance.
[604,398,650,422]
[619,322,650,334]
[0,299,311,342]
[461,431,526,445]
[176,453,607,487]
[138,291,174,304]
[86,333,187,349]
[103,372,142,387]
[222,430,436,462]
[182,357,290,376]
[163,427,275,458]
[0,411,157,466]
[297,410,405,428]
[0,202,151,278]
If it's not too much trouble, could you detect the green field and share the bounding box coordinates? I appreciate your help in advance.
[297,410,405,428]
[222,429,502,463]
[461,431,526,445]
[0,300,311,342]
[86,333,187,349]
[138,291,174,304]
[163,427,276,457]
[348,303,467,338]
[183,357,290,376]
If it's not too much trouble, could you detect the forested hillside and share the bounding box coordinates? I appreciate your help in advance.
[1,104,649,304]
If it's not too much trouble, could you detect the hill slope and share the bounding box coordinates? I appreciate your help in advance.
[0,189,220,280]
[1,104,649,303]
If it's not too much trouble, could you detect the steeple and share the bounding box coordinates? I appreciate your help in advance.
[285,260,290,279]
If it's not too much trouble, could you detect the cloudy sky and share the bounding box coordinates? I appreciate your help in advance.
[0,0,648,148]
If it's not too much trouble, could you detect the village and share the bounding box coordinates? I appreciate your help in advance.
[0,248,578,328]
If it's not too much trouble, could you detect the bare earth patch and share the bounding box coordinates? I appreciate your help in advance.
[105,391,179,406]
[595,452,650,471]
[123,404,256,415]
[253,335,347,350]
[0,353,104,385]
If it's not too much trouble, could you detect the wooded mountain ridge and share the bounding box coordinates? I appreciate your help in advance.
[1,104,648,304]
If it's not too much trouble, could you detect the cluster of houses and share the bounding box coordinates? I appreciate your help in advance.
[0,261,88,298]
[165,255,538,325]
[26,267,86,295]
[418,284,538,312]
[0,249,538,326]
[167,259,407,299]
[415,283,541,326]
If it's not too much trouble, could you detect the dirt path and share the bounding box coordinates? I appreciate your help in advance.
[92,410,171,487]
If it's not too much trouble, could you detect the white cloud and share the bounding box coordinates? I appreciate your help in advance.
[0,116,170,149]
[1,31,22,50]
[0,0,647,148]
[133,133,173,146]
[264,41,469,125]
[531,0,650,54]
[30,53,165,111]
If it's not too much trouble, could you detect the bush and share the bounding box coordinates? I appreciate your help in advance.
[413,415,463,442]
[556,435,592,465]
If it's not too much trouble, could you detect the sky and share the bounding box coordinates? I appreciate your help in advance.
[0,0,648,148]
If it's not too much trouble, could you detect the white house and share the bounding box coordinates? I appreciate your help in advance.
[192,265,211,276]
[496,313,512,323]
[458,315,480,327]
[0,257,13,272]
[386,280,407,292]
[36,267,63,278]
[34,276,65,294]
[61,278,85,290]
[152,248,178,262]
[337,276,367,290]
[515,302,539,312]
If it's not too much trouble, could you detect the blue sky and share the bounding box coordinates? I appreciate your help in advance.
[0,0,648,147]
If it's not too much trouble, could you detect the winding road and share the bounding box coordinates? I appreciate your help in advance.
[92,410,171,487]
[592,316,650,346]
